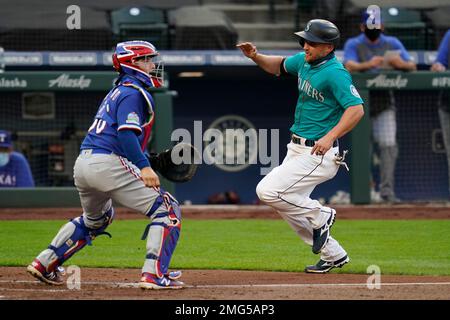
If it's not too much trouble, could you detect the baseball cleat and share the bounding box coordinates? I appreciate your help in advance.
[312,209,336,254]
[139,272,184,290]
[304,255,350,273]
[166,270,182,280]
[26,259,64,286]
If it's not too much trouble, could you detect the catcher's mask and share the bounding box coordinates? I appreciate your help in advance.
[112,40,164,88]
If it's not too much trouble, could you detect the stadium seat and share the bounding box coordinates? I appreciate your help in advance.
[381,7,427,50]
[110,6,170,49]
[424,6,450,49]
[168,6,238,50]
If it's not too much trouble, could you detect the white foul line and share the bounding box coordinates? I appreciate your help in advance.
[190,282,450,289]
[0,288,67,292]
[1,280,450,290]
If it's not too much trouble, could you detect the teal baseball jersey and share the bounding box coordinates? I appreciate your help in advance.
[284,52,364,140]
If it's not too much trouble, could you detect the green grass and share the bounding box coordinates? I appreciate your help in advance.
[1,219,449,275]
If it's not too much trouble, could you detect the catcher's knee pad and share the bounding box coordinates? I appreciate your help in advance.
[142,190,181,278]
[46,207,114,271]
[145,188,181,219]
[83,206,115,236]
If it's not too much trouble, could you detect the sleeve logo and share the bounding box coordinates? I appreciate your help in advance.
[350,85,361,98]
[126,112,140,125]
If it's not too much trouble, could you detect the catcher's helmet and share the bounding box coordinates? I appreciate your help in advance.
[295,19,340,47]
[112,40,164,88]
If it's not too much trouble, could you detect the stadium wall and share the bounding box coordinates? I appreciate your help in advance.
[0,67,449,207]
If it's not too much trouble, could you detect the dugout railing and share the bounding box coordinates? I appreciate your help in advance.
[351,71,450,204]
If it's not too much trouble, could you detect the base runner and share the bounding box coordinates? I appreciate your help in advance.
[237,19,365,273]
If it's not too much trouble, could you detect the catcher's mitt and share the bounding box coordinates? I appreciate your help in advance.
[147,143,199,183]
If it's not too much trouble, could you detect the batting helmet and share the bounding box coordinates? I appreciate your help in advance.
[112,40,164,88]
[295,19,340,48]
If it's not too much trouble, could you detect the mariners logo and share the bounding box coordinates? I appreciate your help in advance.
[204,115,258,172]
[350,85,361,98]
[305,22,311,31]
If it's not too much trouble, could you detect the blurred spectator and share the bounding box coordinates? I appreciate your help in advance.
[208,190,240,204]
[0,130,35,187]
[431,29,450,198]
[312,0,361,48]
[343,11,416,204]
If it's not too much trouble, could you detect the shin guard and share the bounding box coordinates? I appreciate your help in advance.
[142,190,181,278]
[43,207,114,272]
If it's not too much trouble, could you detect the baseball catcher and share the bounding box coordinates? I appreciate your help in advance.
[27,41,186,289]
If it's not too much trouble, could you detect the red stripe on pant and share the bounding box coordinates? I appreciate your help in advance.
[119,157,142,181]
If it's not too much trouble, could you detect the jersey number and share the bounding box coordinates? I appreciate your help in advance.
[88,119,107,134]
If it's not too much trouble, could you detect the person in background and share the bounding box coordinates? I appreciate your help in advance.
[431,29,450,199]
[0,130,35,187]
[343,10,416,203]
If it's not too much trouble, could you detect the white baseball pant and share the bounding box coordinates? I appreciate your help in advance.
[256,141,347,261]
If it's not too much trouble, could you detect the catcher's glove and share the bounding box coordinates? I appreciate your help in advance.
[147,143,199,183]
